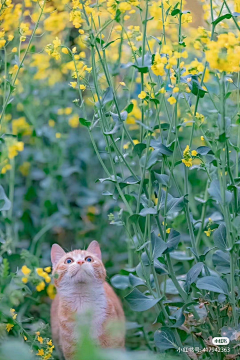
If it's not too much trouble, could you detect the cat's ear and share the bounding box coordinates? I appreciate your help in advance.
[87,240,102,260]
[51,244,66,268]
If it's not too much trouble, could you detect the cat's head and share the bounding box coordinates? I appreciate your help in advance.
[51,241,106,291]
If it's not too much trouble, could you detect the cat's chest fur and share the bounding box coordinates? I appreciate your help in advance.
[60,283,107,339]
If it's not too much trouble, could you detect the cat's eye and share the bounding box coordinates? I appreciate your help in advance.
[85,256,93,262]
[65,258,73,264]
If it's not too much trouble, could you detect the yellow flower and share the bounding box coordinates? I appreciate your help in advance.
[65,107,72,115]
[44,267,51,273]
[56,133,61,138]
[62,47,69,54]
[201,136,204,141]
[120,82,126,86]
[133,139,139,145]
[47,340,53,346]
[138,91,147,100]
[19,162,30,176]
[36,268,45,277]
[24,336,27,341]
[70,82,77,88]
[167,97,176,105]
[22,277,28,284]
[48,120,55,127]
[10,309,17,320]
[36,281,45,292]
[53,37,61,48]
[45,275,51,283]
[47,284,56,300]
[8,35,14,41]
[22,265,31,275]
[182,158,192,167]
[37,349,44,356]
[123,142,130,149]
[151,53,166,76]
[166,228,171,234]
[191,150,198,157]
[69,115,79,128]
[36,331,40,336]
[6,324,14,332]
[173,87,179,93]
[119,2,131,13]
[0,39,6,48]
[12,47,17,53]
[159,88,166,94]
[80,84,86,90]
[204,229,211,237]
[38,336,43,344]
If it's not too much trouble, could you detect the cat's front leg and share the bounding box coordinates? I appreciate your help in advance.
[60,336,76,360]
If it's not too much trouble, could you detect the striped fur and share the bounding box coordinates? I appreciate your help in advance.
[50,241,125,360]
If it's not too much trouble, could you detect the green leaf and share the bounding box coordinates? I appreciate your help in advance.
[125,288,161,311]
[0,340,35,360]
[232,215,240,235]
[212,250,230,274]
[0,186,11,211]
[167,195,185,214]
[212,14,232,26]
[132,53,152,73]
[129,274,145,287]
[102,87,114,105]
[154,173,170,187]
[154,327,178,351]
[213,223,227,251]
[190,76,208,98]
[208,179,232,204]
[125,103,134,113]
[150,140,173,156]
[98,175,122,183]
[103,38,120,49]
[196,146,212,155]
[151,232,167,259]
[140,149,161,169]
[133,143,146,157]
[171,8,180,16]
[79,117,91,128]
[96,37,105,46]
[184,262,204,293]
[164,230,181,253]
[139,207,157,216]
[115,9,121,22]
[111,275,130,289]
[121,176,141,185]
[196,275,229,295]
[142,16,154,24]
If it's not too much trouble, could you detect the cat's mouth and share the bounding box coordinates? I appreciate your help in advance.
[70,267,89,280]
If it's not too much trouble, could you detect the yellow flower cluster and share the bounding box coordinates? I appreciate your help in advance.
[12,117,32,136]
[45,37,62,60]
[36,267,52,291]
[36,336,55,359]
[21,265,31,284]
[126,100,141,130]
[8,141,24,159]
[182,145,198,168]
[206,33,240,72]
[47,284,56,300]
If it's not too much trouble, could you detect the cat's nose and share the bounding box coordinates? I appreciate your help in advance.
[77,260,84,265]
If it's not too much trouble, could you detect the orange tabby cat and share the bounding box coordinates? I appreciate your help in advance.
[50,241,125,360]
